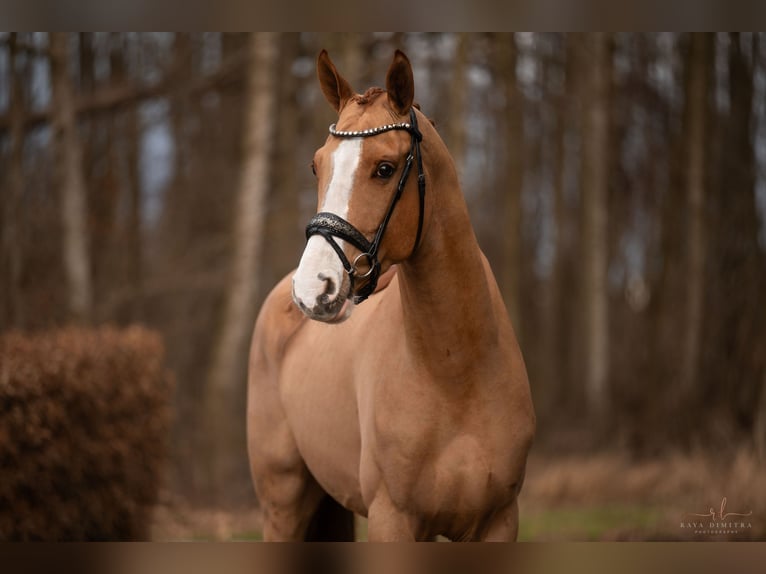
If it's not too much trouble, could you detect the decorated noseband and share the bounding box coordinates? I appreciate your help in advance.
[305,108,426,304]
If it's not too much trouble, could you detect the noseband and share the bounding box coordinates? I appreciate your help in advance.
[305,108,426,304]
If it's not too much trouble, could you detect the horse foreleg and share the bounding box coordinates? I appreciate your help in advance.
[248,393,324,540]
[248,347,324,540]
[481,497,520,541]
[253,465,325,541]
[366,486,419,541]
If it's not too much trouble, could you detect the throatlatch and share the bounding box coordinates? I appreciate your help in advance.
[305,108,426,304]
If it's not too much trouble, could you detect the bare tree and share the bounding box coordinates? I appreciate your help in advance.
[580,33,612,417]
[112,34,144,321]
[492,33,524,335]
[541,34,574,415]
[705,33,766,440]
[204,32,280,499]
[447,33,469,175]
[1,34,26,328]
[262,33,304,297]
[679,33,713,397]
[341,32,364,89]
[50,33,93,323]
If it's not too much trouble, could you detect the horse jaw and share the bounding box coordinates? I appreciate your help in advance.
[292,236,354,323]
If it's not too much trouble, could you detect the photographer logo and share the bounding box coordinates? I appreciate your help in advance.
[680,497,753,536]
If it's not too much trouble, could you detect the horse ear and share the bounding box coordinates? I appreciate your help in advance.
[317,49,354,113]
[385,50,414,116]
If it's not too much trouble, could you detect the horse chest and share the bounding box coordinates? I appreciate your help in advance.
[370,383,520,521]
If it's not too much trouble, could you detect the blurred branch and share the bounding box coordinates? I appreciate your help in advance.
[0,47,248,134]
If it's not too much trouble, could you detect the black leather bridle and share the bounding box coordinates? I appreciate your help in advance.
[305,108,426,304]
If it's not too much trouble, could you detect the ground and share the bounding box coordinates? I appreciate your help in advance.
[150,448,766,541]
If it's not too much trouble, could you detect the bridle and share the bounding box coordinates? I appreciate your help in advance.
[305,108,426,304]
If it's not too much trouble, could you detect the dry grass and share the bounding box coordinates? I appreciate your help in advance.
[150,491,263,541]
[520,448,766,540]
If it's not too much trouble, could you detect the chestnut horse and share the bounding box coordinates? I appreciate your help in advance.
[247,49,535,541]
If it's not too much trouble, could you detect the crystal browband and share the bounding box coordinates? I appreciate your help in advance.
[329,122,415,138]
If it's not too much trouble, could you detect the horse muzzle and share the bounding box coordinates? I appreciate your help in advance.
[292,235,354,323]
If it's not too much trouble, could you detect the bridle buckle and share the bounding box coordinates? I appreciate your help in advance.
[351,252,377,279]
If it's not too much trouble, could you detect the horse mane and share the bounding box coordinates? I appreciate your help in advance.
[352,87,387,105]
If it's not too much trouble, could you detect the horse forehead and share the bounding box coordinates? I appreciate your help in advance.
[320,128,407,167]
[320,139,363,211]
[336,100,397,132]
[319,102,411,175]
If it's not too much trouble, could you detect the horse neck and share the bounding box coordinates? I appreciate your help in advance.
[397,134,499,379]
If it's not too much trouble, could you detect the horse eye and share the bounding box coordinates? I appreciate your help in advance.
[376,163,395,179]
[310,161,317,176]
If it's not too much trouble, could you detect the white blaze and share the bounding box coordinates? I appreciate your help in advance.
[321,138,362,216]
[293,139,363,312]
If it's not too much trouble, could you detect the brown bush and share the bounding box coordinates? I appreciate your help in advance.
[0,326,173,540]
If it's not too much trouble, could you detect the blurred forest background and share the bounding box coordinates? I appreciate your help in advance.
[1,33,765,536]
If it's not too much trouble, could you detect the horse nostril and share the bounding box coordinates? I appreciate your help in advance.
[317,272,337,296]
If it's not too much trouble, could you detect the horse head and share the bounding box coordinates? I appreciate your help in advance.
[292,50,427,322]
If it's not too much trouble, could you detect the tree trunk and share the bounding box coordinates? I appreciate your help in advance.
[704,33,766,436]
[580,33,612,417]
[112,34,144,321]
[1,33,26,328]
[679,33,713,398]
[161,33,193,259]
[204,32,279,502]
[448,33,469,175]
[341,32,364,89]
[262,33,303,297]
[493,33,524,337]
[649,37,688,410]
[541,34,572,416]
[50,32,93,323]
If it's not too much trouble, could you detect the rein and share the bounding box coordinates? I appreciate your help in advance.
[305,108,426,304]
